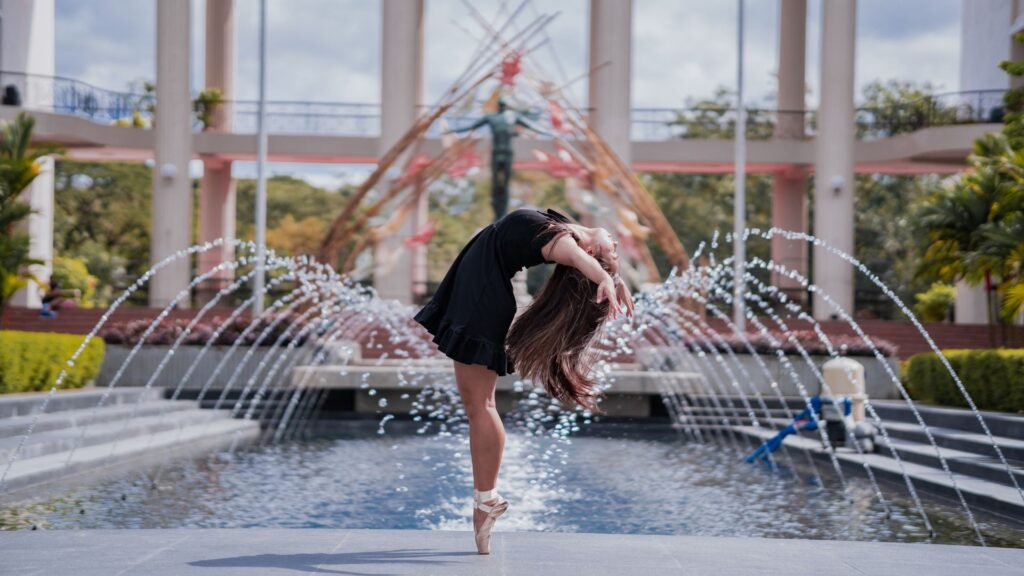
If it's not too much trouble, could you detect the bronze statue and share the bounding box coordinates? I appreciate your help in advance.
[448,97,551,220]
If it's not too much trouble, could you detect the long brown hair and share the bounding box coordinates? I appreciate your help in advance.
[505,220,614,414]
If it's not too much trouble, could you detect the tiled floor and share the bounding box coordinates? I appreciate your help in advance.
[1,529,1022,575]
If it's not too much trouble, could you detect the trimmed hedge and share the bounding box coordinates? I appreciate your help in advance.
[0,330,105,394]
[905,349,1024,413]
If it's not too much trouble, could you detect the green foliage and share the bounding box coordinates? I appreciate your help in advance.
[911,32,1024,323]
[0,113,58,320]
[111,80,156,129]
[1000,31,1024,149]
[0,233,40,308]
[193,88,224,130]
[0,330,105,394]
[913,282,955,322]
[51,256,98,308]
[235,175,353,242]
[914,133,1024,323]
[857,80,958,138]
[670,88,776,140]
[641,171,773,279]
[905,349,1024,413]
[854,173,938,318]
[53,160,153,306]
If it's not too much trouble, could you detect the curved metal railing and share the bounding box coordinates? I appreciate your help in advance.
[0,71,1006,142]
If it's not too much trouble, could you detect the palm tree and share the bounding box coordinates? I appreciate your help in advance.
[915,133,1024,330]
[0,112,57,328]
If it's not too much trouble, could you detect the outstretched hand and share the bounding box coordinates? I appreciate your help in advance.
[613,276,635,318]
[595,277,622,319]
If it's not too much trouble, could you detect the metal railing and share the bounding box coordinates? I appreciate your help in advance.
[855,89,1006,140]
[228,100,380,136]
[0,70,150,125]
[630,107,812,141]
[630,89,1006,141]
[0,71,1006,142]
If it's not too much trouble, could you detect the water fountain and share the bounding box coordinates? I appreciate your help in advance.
[0,230,1021,548]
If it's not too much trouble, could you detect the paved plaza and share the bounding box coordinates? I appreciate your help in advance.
[1,528,1022,575]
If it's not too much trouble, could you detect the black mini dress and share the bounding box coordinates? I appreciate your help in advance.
[413,207,578,376]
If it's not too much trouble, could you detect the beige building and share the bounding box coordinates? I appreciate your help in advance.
[1,0,1011,323]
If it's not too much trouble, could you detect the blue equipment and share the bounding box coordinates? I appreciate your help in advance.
[744,396,853,463]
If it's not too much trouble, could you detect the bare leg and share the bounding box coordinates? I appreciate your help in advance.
[453,359,504,532]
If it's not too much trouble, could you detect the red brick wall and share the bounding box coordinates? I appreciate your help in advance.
[2,305,1013,360]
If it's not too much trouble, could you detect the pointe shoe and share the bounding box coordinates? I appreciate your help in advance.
[473,488,509,555]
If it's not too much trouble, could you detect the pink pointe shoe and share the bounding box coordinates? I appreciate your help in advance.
[473,487,509,554]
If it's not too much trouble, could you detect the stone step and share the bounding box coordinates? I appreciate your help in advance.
[881,420,1024,462]
[198,398,295,413]
[0,387,164,419]
[870,400,1024,438]
[0,400,195,439]
[0,416,260,496]
[735,425,1024,521]
[879,437,1024,489]
[724,416,1024,487]
[0,406,229,462]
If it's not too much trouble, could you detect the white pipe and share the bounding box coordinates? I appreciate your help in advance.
[733,0,746,331]
[254,0,268,315]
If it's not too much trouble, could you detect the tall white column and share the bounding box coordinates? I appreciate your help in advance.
[812,0,856,320]
[9,156,54,308]
[3,0,54,308]
[197,0,236,305]
[588,0,633,165]
[587,0,632,237]
[954,280,988,324]
[150,0,194,308]
[0,0,54,109]
[771,0,807,304]
[373,0,423,305]
[955,0,1014,324]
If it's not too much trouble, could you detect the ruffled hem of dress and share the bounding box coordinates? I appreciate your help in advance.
[413,301,511,376]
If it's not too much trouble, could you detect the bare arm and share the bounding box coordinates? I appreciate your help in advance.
[543,233,622,315]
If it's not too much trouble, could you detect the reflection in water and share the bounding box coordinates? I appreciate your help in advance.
[1,430,1020,547]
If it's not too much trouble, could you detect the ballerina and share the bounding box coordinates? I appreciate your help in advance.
[413,206,633,554]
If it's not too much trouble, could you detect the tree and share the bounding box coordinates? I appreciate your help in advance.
[912,36,1024,329]
[54,160,152,306]
[853,173,940,318]
[265,214,325,256]
[671,88,776,140]
[999,31,1024,149]
[856,80,958,138]
[51,256,98,308]
[915,133,1024,325]
[0,113,58,324]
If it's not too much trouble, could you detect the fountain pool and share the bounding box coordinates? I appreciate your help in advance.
[1,425,1020,547]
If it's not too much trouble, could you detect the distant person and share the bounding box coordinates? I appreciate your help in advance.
[413,206,633,554]
[2,84,21,106]
[40,278,80,318]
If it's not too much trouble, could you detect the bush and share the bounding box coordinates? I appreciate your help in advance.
[51,256,98,308]
[913,282,955,322]
[905,349,1024,413]
[0,330,105,394]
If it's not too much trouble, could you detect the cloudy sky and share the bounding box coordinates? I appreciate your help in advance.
[53,0,964,183]
[55,0,966,104]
